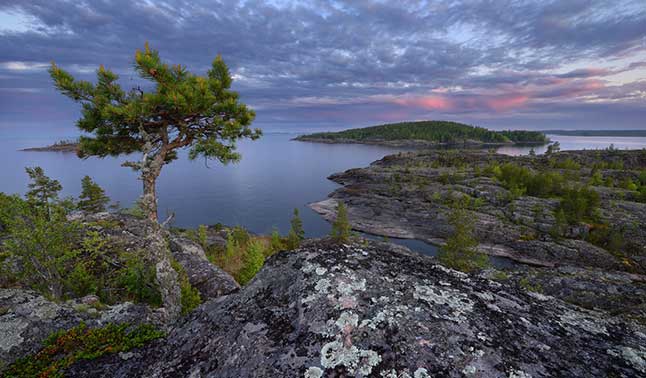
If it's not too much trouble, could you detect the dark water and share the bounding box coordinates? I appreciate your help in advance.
[1,132,645,262]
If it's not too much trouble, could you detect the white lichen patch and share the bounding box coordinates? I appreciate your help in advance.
[508,369,532,378]
[315,279,332,294]
[414,367,431,378]
[0,317,28,352]
[558,310,608,336]
[335,311,359,330]
[608,346,646,373]
[413,284,474,322]
[320,340,382,376]
[336,276,366,296]
[304,366,323,378]
[315,267,328,276]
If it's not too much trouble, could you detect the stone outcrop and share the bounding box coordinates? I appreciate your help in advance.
[169,235,240,299]
[66,240,646,377]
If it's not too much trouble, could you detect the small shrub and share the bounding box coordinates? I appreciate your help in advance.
[286,208,305,249]
[170,259,201,316]
[438,203,489,273]
[197,224,208,249]
[236,239,265,285]
[269,228,285,254]
[519,277,543,293]
[330,201,352,243]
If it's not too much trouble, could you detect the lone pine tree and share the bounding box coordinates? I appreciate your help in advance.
[50,43,260,222]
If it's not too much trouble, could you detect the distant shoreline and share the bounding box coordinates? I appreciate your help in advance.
[21,142,78,152]
[543,130,646,137]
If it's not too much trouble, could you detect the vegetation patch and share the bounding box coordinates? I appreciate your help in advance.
[4,323,164,378]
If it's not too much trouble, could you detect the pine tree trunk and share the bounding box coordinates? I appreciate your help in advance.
[142,171,159,223]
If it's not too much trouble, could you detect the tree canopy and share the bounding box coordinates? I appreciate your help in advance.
[49,43,260,221]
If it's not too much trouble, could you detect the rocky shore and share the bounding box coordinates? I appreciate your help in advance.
[294,135,529,149]
[310,149,646,320]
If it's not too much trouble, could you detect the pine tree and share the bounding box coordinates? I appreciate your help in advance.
[330,201,351,243]
[270,228,285,254]
[77,176,110,213]
[25,167,62,218]
[438,203,489,273]
[287,208,305,249]
[49,43,260,222]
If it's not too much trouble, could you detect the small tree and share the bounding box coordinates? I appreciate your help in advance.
[25,167,62,218]
[270,228,285,254]
[50,43,260,222]
[330,201,352,243]
[287,208,305,249]
[438,203,489,273]
[77,176,110,213]
[237,239,265,285]
[545,141,560,155]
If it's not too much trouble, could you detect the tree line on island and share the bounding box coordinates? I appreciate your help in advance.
[296,120,550,145]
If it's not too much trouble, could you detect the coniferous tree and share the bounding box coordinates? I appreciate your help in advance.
[330,201,351,243]
[49,43,260,222]
[438,202,489,273]
[287,208,304,249]
[25,167,62,218]
[77,176,110,213]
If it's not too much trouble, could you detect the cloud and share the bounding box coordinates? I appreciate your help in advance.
[0,0,645,130]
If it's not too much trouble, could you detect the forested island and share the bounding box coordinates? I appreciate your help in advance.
[295,120,550,147]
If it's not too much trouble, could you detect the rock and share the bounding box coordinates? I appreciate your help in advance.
[168,235,240,299]
[0,288,157,369]
[66,240,646,377]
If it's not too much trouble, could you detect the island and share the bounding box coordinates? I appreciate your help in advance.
[21,139,79,153]
[294,120,550,147]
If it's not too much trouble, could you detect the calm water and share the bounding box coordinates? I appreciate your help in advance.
[1,132,645,261]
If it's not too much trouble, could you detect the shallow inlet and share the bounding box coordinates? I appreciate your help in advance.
[359,232,517,269]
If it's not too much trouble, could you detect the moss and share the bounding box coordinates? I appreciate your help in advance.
[4,322,164,378]
[519,277,543,293]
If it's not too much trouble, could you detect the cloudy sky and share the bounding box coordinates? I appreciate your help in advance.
[1,0,645,134]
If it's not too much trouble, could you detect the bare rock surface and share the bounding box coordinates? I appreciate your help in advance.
[66,240,646,377]
[168,235,240,299]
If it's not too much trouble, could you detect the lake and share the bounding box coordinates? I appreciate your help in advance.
[1,132,645,260]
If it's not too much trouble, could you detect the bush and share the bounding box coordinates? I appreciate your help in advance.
[438,203,489,273]
[236,239,265,285]
[4,322,164,378]
[170,259,201,315]
[330,201,351,243]
[557,186,600,224]
[286,208,305,249]
[269,228,285,254]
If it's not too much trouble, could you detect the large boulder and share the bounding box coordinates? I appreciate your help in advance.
[67,240,645,377]
[168,235,240,299]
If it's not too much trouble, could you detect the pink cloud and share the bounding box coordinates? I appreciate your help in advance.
[486,94,529,112]
[392,96,453,110]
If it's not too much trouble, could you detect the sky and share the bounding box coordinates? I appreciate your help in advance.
[0,0,645,134]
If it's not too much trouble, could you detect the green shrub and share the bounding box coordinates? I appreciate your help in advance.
[197,224,209,249]
[269,228,285,254]
[330,201,352,243]
[170,259,201,315]
[4,322,164,378]
[236,239,265,285]
[519,277,543,293]
[438,204,489,273]
[557,186,600,224]
[286,208,305,249]
[118,254,162,307]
